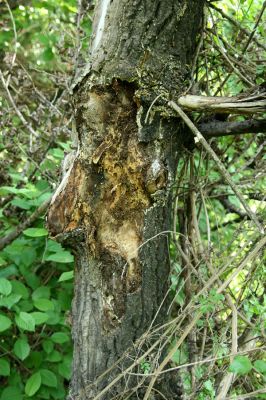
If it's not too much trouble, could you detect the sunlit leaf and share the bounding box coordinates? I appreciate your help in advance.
[0,278,12,296]
[229,356,252,375]
[0,314,12,332]
[25,372,41,397]
[23,228,48,237]
[58,271,74,282]
[14,338,30,360]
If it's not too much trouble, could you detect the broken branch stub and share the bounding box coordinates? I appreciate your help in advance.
[178,94,266,114]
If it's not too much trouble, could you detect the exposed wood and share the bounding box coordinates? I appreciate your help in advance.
[178,93,266,114]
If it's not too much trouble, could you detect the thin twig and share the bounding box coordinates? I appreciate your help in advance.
[0,70,39,138]
[4,0,17,75]
[127,346,265,377]
[216,297,237,399]
[213,1,266,95]
[143,311,202,400]
[0,197,52,251]
[242,1,266,54]
[169,101,264,233]
[208,3,266,51]
[225,387,266,399]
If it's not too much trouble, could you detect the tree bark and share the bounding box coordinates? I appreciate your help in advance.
[47,1,204,398]
[199,118,266,138]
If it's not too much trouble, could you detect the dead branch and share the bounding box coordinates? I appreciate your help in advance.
[199,119,266,137]
[169,101,264,233]
[177,93,266,114]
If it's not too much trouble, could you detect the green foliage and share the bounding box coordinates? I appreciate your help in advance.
[0,0,265,399]
[140,361,151,375]
[170,1,265,399]
[25,371,42,397]
[199,289,225,314]
[0,232,74,398]
[0,0,93,397]
[14,338,31,361]
[254,360,266,375]
[229,356,253,375]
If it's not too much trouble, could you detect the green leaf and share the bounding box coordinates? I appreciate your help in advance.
[58,271,74,282]
[19,247,37,268]
[23,228,48,237]
[32,286,50,300]
[49,148,64,159]
[25,372,41,397]
[40,369,58,388]
[14,338,30,360]
[45,310,60,325]
[0,265,18,279]
[46,350,62,363]
[11,280,29,299]
[46,252,74,263]
[15,311,35,332]
[254,360,266,374]
[204,379,214,393]
[42,47,54,61]
[0,278,12,295]
[0,386,22,400]
[0,186,20,195]
[58,354,72,380]
[0,256,7,267]
[0,293,21,309]
[11,198,31,210]
[17,187,41,199]
[51,332,70,344]
[0,314,12,332]
[26,351,43,369]
[38,33,52,45]
[33,298,54,311]
[229,356,252,375]
[31,311,49,325]
[0,358,10,376]
[42,340,54,354]
[46,240,64,253]
[46,384,66,400]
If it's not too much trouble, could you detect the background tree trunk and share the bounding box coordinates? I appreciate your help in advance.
[48,0,204,398]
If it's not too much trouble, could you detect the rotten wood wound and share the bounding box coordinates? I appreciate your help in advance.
[47,81,167,298]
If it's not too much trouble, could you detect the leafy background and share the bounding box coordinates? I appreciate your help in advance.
[0,0,265,399]
[0,0,91,398]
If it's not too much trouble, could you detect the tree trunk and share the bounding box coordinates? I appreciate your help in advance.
[47,1,204,398]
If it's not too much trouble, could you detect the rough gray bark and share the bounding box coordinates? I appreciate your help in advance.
[47,1,204,399]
